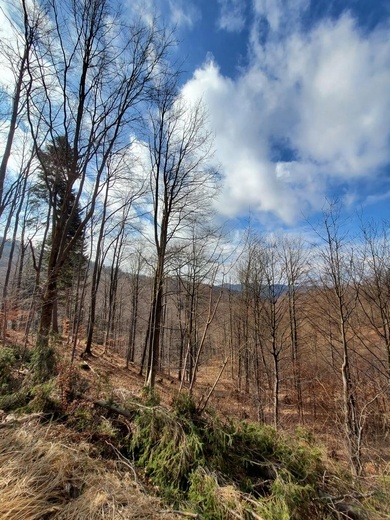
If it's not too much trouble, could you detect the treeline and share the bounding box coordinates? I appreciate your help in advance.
[0,0,389,478]
[1,206,390,476]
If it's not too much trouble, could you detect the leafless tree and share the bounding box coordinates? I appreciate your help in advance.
[358,221,390,384]
[172,221,223,388]
[125,247,145,367]
[0,0,43,217]
[144,80,217,388]
[316,205,362,476]
[16,0,172,380]
[280,235,308,422]
[0,154,32,339]
[234,231,288,425]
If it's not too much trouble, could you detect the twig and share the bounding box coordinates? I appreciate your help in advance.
[248,511,265,520]
[105,441,145,492]
[242,496,266,520]
[160,510,198,518]
[198,356,229,413]
[76,393,164,418]
[226,507,243,519]
[317,491,375,502]
[93,399,136,419]
[0,412,43,428]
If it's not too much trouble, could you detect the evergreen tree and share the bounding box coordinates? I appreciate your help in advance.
[33,136,87,337]
[37,136,87,290]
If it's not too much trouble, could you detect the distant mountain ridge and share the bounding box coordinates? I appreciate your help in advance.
[220,282,288,295]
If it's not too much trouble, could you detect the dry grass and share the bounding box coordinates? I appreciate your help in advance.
[0,418,181,519]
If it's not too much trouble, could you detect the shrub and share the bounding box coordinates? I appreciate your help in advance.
[188,468,231,520]
[24,380,63,416]
[0,389,30,411]
[57,364,90,405]
[130,403,204,502]
[126,399,345,518]
[30,342,57,383]
[0,347,17,395]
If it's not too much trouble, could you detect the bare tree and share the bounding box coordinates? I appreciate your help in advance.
[126,247,145,367]
[0,0,43,217]
[235,232,268,408]
[102,193,140,353]
[144,81,217,388]
[260,240,289,428]
[359,221,390,384]
[17,0,172,380]
[317,205,362,476]
[172,221,223,388]
[280,235,308,422]
[0,154,32,339]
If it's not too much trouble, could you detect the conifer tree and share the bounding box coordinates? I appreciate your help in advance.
[35,136,87,333]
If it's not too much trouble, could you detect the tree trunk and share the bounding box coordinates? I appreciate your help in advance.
[340,311,362,476]
[145,267,164,388]
[32,278,57,382]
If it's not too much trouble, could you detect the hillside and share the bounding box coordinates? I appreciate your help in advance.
[0,340,389,519]
[1,0,389,516]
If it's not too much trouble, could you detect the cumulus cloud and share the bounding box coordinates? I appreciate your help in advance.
[182,60,305,223]
[217,0,247,32]
[182,3,390,224]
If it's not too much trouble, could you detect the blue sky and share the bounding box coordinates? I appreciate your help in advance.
[130,0,390,234]
[0,0,389,239]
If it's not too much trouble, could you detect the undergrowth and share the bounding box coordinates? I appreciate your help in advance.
[0,344,63,415]
[128,392,368,519]
[0,349,382,519]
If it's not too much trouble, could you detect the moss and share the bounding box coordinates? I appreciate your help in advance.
[67,402,95,432]
[23,381,62,416]
[57,364,90,404]
[0,346,20,395]
[361,472,390,519]
[141,386,161,406]
[0,389,30,411]
[30,342,57,384]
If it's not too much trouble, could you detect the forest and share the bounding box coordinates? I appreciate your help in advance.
[0,0,389,518]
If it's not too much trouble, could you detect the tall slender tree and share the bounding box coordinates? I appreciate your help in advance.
[317,205,362,476]
[0,0,43,217]
[144,80,217,388]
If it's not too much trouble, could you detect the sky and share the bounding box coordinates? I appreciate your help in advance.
[0,0,389,242]
[130,0,390,235]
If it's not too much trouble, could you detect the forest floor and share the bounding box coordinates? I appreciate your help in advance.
[0,416,184,520]
[0,336,389,519]
[68,343,360,466]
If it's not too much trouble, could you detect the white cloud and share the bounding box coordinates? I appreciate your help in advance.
[127,0,157,27]
[365,189,390,206]
[0,2,27,89]
[182,60,304,223]
[286,16,390,176]
[128,0,200,30]
[217,0,247,33]
[169,0,201,29]
[253,0,309,33]
[181,7,390,224]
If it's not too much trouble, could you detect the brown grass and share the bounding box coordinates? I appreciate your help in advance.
[0,418,182,519]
